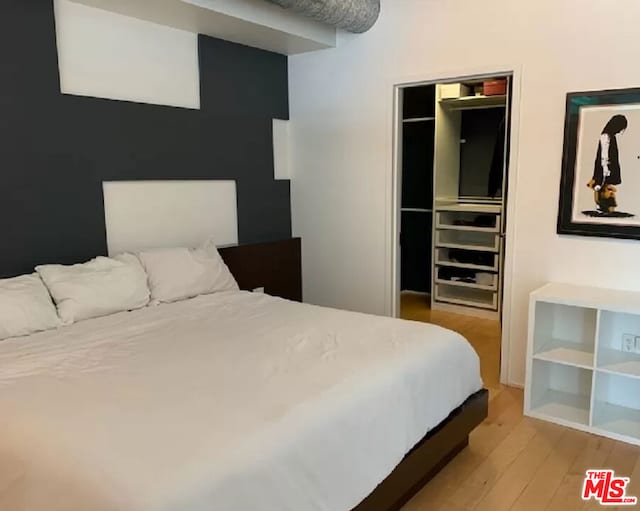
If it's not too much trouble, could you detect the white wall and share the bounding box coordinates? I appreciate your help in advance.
[54,0,200,109]
[288,0,640,386]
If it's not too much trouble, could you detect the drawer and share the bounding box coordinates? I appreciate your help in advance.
[435,229,500,252]
[435,266,498,291]
[436,211,500,232]
[435,283,498,310]
[435,247,499,271]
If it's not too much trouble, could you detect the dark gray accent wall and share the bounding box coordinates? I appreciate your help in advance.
[0,0,291,278]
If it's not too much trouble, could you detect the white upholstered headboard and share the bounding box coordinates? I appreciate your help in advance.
[103,180,238,255]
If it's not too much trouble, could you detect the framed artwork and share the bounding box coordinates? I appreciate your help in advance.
[558,87,640,240]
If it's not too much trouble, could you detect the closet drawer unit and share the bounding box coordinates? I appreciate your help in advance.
[435,229,501,252]
[435,247,499,271]
[435,211,500,232]
[435,268,498,291]
[435,283,498,310]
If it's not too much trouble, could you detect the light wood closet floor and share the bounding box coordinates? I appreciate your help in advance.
[399,293,640,511]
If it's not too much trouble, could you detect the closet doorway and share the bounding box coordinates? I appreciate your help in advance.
[393,73,516,387]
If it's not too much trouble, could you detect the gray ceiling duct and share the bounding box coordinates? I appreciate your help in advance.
[265,0,380,33]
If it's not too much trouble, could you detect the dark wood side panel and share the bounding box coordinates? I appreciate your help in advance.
[219,238,302,302]
[353,388,489,511]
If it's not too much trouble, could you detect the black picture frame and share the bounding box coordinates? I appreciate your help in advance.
[558,87,640,240]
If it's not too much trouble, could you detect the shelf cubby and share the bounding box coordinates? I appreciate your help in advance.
[597,310,640,378]
[593,371,640,442]
[403,85,435,120]
[529,359,592,426]
[531,302,597,369]
[401,121,434,210]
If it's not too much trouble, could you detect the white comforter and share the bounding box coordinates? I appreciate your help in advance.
[0,291,482,511]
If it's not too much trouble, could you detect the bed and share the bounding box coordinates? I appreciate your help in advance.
[0,238,486,511]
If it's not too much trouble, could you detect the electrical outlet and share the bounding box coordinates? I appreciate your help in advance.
[622,334,636,352]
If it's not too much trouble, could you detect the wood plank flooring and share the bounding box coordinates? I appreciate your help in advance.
[399,293,640,511]
[400,292,501,391]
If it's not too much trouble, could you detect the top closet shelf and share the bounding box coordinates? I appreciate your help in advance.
[439,95,507,110]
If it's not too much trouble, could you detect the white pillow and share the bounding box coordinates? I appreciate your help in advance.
[36,254,150,324]
[137,240,239,303]
[0,274,62,340]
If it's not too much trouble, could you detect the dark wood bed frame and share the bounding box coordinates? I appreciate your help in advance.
[220,238,489,511]
[353,389,488,511]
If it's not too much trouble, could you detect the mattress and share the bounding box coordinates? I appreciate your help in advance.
[0,291,482,511]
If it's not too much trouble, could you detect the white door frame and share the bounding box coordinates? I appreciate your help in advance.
[388,65,523,386]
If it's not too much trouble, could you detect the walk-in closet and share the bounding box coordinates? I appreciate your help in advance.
[398,74,512,321]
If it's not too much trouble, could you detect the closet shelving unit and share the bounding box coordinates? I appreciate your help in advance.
[525,283,640,446]
[431,77,511,320]
[433,201,501,298]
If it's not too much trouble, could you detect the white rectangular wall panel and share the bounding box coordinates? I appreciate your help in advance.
[54,0,200,109]
[273,119,291,180]
[103,180,238,255]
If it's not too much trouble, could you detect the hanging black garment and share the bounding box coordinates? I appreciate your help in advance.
[592,134,622,186]
[488,117,506,197]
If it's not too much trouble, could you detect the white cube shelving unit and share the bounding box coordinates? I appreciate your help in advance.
[525,283,640,446]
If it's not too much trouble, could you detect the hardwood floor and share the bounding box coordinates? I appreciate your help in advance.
[400,292,501,391]
[399,293,640,511]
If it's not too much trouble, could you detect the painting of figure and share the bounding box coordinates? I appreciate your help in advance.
[558,88,640,240]
[580,112,636,219]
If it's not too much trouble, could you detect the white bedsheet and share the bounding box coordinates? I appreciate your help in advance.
[0,291,482,511]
